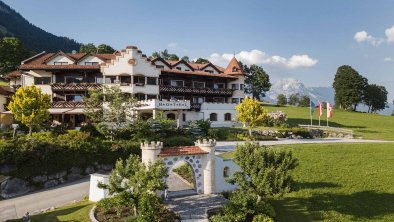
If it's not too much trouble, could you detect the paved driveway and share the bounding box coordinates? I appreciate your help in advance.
[0,178,89,221]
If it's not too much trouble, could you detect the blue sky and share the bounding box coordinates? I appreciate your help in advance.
[3,0,394,100]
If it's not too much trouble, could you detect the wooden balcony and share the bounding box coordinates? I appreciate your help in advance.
[51,83,102,91]
[51,101,86,108]
[159,86,234,96]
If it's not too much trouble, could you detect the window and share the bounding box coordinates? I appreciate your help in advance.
[182,113,186,122]
[167,113,176,120]
[185,69,190,71]
[223,167,230,178]
[170,80,184,87]
[205,70,214,73]
[156,65,164,69]
[214,83,225,89]
[96,77,103,84]
[192,97,205,104]
[193,81,205,88]
[224,113,232,121]
[34,77,51,85]
[232,67,238,72]
[232,84,239,90]
[240,84,245,90]
[147,77,157,85]
[176,67,182,70]
[134,76,145,86]
[84,62,99,65]
[65,94,83,102]
[232,98,239,104]
[213,97,225,103]
[209,113,217,121]
[65,76,83,83]
[147,94,157,100]
[135,93,145,101]
[120,76,131,85]
[105,77,116,84]
[54,62,68,65]
[170,95,184,100]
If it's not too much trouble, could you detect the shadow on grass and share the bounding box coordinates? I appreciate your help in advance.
[292,191,394,221]
[287,118,366,129]
[30,204,89,222]
[292,181,341,191]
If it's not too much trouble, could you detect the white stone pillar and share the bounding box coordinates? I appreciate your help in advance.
[195,139,216,194]
[152,109,157,119]
[140,141,163,165]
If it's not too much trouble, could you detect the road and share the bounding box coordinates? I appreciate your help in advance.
[0,177,89,221]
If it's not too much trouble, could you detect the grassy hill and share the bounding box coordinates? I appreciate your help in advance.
[221,143,394,222]
[0,1,80,53]
[263,104,394,140]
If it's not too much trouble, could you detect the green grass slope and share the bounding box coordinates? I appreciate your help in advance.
[264,104,394,140]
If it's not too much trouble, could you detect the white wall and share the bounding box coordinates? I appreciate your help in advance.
[89,174,109,202]
[215,156,240,193]
[46,56,74,65]
[228,76,245,103]
[202,65,219,74]
[0,95,7,112]
[153,60,170,69]
[200,103,238,127]
[22,71,54,95]
[173,63,191,71]
[77,56,103,65]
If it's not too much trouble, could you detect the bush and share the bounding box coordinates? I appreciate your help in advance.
[277,128,312,139]
[266,111,288,127]
[187,119,211,138]
[163,136,194,147]
[173,163,194,184]
[208,128,246,141]
[80,124,103,138]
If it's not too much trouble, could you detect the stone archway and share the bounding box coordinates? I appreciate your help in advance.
[140,139,217,195]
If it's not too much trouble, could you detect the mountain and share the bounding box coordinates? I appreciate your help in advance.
[0,1,80,53]
[265,78,335,104]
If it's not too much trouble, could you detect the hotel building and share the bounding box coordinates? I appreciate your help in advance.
[5,46,246,128]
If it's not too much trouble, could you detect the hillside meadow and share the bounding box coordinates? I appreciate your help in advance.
[221,142,394,222]
[263,104,394,140]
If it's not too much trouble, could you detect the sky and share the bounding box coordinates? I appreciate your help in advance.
[3,0,394,101]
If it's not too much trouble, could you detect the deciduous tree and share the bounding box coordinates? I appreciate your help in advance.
[288,93,300,106]
[244,64,272,100]
[194,58,210,64]
[0,37,30,76]
[7,86,51,136]
[97,44,116,54]
[276,94,287,106]
[79,43,97,53]
[364,84,388,113]
[236,97,268,137]
[298,96,310,107]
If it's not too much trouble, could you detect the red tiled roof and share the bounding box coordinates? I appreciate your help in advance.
[159,146,208,157]
[224,57,244,75]
[161,69,237,79]
[5,70,22,79]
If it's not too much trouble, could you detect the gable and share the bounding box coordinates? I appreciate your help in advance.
[153,60,171,69]
[77,56,104,65]
[46,55,74,65]
[201,64,220,74]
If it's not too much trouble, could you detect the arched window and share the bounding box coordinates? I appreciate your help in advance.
[223,167,230,178]
[209,113,217,121]
[224,113,231,121]
[167,113,176,120]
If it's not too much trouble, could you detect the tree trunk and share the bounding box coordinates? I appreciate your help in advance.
[133,206,137,217]
[29,126,32,136]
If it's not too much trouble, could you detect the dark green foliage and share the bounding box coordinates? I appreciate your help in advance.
[364,84,388,113]
[0,37,30,76]
[298,96,310,107]
[276,94,287,106]
[0,131,138,179]
[210,190,275,222]
[163,136,194,147]
[244,64,272,100]
[80,124,103,138]
[288,93,300,106]
[195,58,210,64]
[229,142,298,200]
[187,119,211,137]
[208,128,247,141]
[0,1,80,53]
[333,65,368,111]
[151,49,182,61]
[277,128,312,139]
[79,43,116,54]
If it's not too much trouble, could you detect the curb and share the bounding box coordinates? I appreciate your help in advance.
[89,206,99,222]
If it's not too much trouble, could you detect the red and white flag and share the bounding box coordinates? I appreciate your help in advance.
[327,102,333,118]
[318,102,323,117]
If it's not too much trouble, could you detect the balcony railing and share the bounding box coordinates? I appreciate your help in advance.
[190,103,202,110]
[51,83,102,91]
[159,86,234,96]
[51,101,86,108]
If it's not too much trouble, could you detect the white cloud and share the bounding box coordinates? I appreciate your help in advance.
[385,26,394,42]
[384,57,393,62]
[207,49,318,69]
[168,42,178,48]
[354,31,384,46]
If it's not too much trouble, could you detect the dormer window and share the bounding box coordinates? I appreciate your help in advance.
[176,67,182,70]
[54,62,68,65]
[232,67,238,72]
[85,62,99,65]
[205,70,214,73]
[156,65,164,69]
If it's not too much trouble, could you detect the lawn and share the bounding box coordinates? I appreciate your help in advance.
[10,200,94,222]
[221,143,394,222]
[263,104,394,140]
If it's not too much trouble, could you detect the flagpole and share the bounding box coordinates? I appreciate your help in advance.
[318,101,321,126]
[310,100,312,126]
[327,102,329,127]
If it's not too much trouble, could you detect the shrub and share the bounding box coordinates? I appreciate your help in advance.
[187,119,211,137]
[80,124,103,138]
[267,111,288,127]
[163,136,194,147]
[208,128,246,141]
[173,163,194,184]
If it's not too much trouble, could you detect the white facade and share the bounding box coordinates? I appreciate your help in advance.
[89,174,109,202]
[45,55,74,65]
